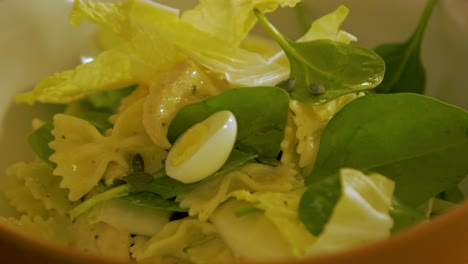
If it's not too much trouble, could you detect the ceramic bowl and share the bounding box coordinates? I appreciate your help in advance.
[0,0,467,263]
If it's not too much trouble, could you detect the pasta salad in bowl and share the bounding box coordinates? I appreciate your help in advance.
[0,0,467,263]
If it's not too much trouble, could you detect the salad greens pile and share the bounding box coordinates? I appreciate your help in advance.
[1,0,467,262]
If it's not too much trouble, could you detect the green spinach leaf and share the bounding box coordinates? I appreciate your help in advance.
[139,175,198,200]
[119,192,187,212]
[124,171,154,186]
[69,184,132,220]
[234,204,263,217]
[74,111,112,133]
[84,84,137,112]
[167,86,289,159]
[69,184,188,220]
[299,174,429,236]
[254,9,384,104]
[294,2,311,35]
[27,122,56,167]
[437,186,465,203]
[216,149,258,177]
[389,197,427,234]
[431,198,459,216]
[307,93,468,207]
[298,174,341,235]
[374,0,437,94]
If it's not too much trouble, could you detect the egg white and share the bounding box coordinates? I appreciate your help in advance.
[165,110,237,183]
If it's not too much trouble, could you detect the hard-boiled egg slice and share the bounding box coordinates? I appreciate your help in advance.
[165,110,237,183]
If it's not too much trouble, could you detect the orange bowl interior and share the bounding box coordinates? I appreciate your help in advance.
[0,202,467,264]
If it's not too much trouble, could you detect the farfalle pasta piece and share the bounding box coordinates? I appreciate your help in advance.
[178,163,301,221]
[50,114,117,201]
[1,171,48,218]
[0,214,72,247]
[143,60,229,149]
[71,216,132,260]
[228,188,315,257]
[290,93,363,174]
[108,84,149,126]
[50,98,167,201]
[131,218,234,263]
[2,166,46,217]
[106,98,168,175]
[279,111,300,172]
[4,161,76,215]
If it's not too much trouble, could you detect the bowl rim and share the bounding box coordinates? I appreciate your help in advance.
[0,201,467,264]
[0,1,467,263]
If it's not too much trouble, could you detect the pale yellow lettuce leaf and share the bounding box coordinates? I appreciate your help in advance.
[131,218,234,263]
[228,188,315,257]
[16,0,293,105]
[70,0,183,78]
[87,199,171,237]
[15,46,150,104]
[174,24,289,87]
[95,28,126,50]
[181,0,301,46]
[297,5,357,43]
[306,168,394,255]
[68,0,131,34]
[240,36,282,59]
[16,0,182,105]
[211,188,315,259]
[69,0,180,36]
[210,199,293,261]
